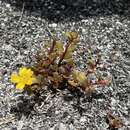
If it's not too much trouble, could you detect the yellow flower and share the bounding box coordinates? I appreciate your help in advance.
[10,67,36,90]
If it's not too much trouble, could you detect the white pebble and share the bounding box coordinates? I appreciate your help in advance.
[49,23,57,28]
[81,19,88,23]
[6,4,10,8]
[1,23,5,28]
[82,28,86,33]
[59,123,67,130]
[80,116,86,122]
[111,98,118,106]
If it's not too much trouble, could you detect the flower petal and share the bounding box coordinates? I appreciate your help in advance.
[10,73,20,83]
[26,69,33,77]
[26,78,33,85]
[27,77,36,85]
[19,67,28,76]
[16,83,25,90]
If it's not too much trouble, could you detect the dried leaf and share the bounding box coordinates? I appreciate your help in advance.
[109,118,122,128]
[53,72,63,85]
[68,80,78,87]
[107,113,123,129]
[85,86,95,94]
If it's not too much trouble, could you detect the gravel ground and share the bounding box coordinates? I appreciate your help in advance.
[0,0,130,130]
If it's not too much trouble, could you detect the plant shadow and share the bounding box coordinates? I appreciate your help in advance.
[2,0,130,22]
[10,85,106,119]
[10,89,46,119]
[63,88,106,115]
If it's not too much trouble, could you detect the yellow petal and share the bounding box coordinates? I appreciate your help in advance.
[19,67,28,76]
[10,73,20,83]
[27,77,36,85]
[26,78,33,85]
[26,69,33,77]
[16,83,25,90]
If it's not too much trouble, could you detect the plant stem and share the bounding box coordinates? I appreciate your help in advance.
[48,39,56,55]
[58,41,71,66]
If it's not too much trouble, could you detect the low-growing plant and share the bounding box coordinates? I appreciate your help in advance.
[11,32,111,95]
[106,112,123,129]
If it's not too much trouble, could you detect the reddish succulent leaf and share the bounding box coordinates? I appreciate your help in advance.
[107,113,123,129]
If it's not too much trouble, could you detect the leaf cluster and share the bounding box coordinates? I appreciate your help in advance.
[106,113,123,129]
[30,32,111,94]
[31,32,77,89]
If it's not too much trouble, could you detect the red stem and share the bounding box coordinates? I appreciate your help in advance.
[48,39,56,55]
[58,41,71,66]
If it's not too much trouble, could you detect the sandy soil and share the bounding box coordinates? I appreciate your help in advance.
[0,0,130,130]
